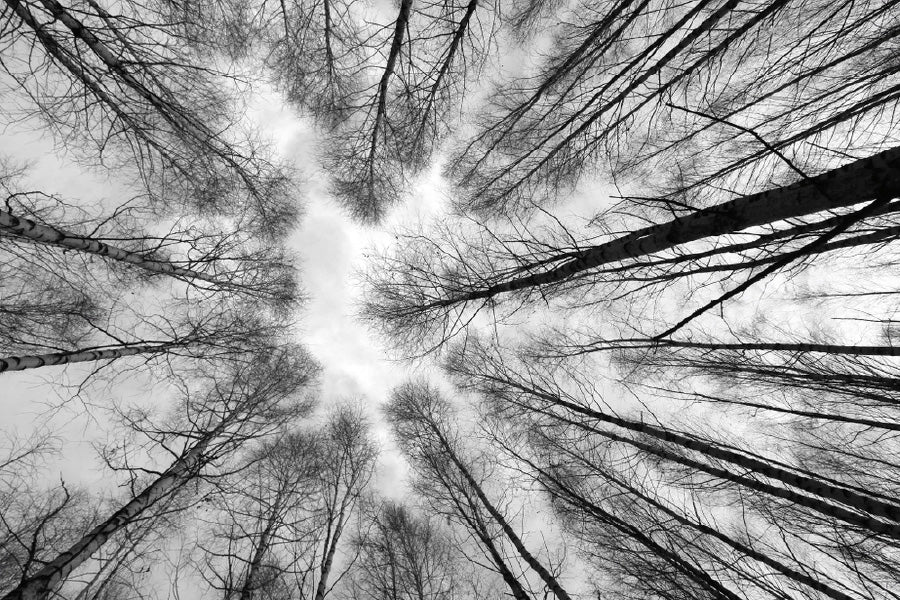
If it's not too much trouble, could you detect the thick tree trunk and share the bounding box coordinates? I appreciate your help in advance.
[0,342,178,373]
[1,209,225,285]
[2,435,215,600]
[452,146,900,303]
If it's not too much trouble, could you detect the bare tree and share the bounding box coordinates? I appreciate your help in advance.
[1,345,318,600]
[324,0,495,221]
[0,0,294,231]
[386,381,573,600]
[444,339,900,596]
[195,432,323,600]
[447,0,900,216]
[349,501,475,600]
[366,145,900,351]
[303,405,378,600]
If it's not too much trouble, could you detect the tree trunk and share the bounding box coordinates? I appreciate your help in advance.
[599,464,857,600]
[453,145,900,303]
[313,494,350,600]
[2,435,215,600]
[602,338,900,357]
[432,427,573,600]
[239,492,285,600]
[1,209,226,285]
[0,342,179,374]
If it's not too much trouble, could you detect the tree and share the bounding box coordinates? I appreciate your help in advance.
[447,0,900,215]
[1,344,318,600]
[350,501,474,600]
[195,432,322,600]
[304,405,378,600]
[0,0,295,231]
[387,381,573,600]
[321,0,495,221]
[445,338,900,597]
[366,146,900,351]
[194,405,376,600]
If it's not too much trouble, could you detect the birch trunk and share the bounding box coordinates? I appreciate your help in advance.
[0,342,178,374]
[453,146,900,303]
[1,209,226,285]
[606,339,900,357]
[2,435,215,600]
[312,494,350,600]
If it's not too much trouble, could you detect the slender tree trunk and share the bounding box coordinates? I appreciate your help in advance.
[476,372,900,538]
[364,0,413,199]
[413,0,478,145]
[2,434,216,600]
[599,464,857,600]
[448,146,900,304]
[431,427,573,600]
[1,209,226,285]
[600,338,900,357]
[453,499,531,600]
[239,492,285,600]
[0,341,180,374]
[533,459,745,600]
[313,493,351,600]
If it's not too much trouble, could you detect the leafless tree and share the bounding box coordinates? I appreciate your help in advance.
[323,0,496,221]
[194,432,323,600]
[1,344,318,600]
[386,380,573,600]
[349,501,478,600]
[444,338,900,598]
[0,0,295,232]
[366,145,900,351]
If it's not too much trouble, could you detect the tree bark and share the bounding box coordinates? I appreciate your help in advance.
[0,342,179,374]
[1,209,226,285]
[602,338,900,357]
[313,493,351,600]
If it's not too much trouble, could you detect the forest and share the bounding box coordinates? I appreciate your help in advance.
[1,0,899,599]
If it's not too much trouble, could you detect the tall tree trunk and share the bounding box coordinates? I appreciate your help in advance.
[2,434,216,600]
[451,495,531,600]
[413,0,478,147]
[541,467,743,600]
[448,146,900,303]
[599,463,857,600]
[0,341,181,374]
[616,338,900,357]
[1,209,227,285]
